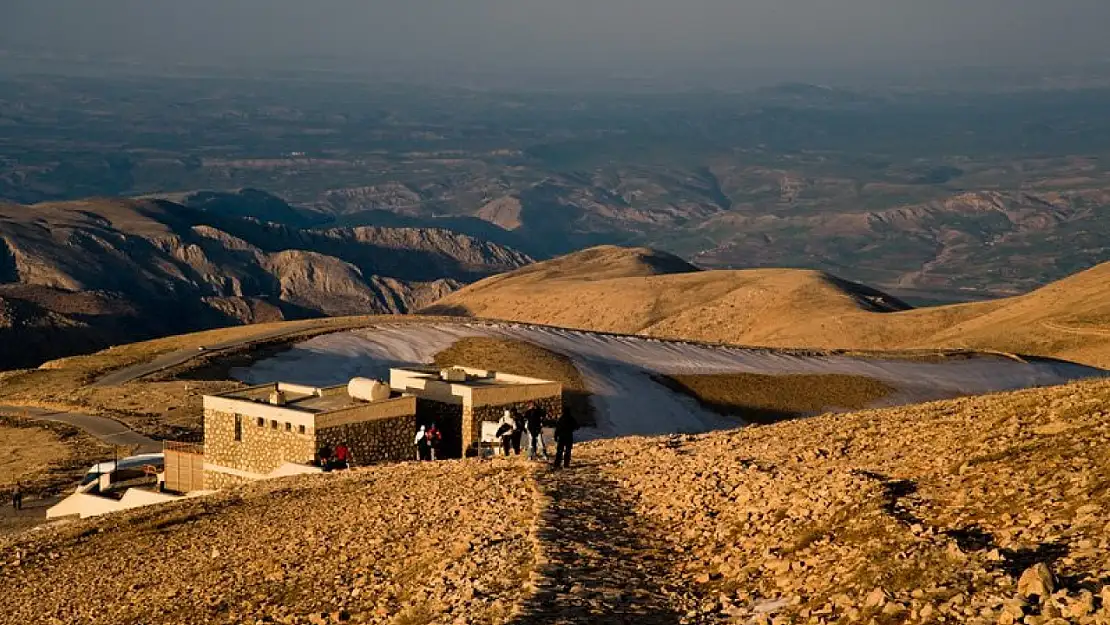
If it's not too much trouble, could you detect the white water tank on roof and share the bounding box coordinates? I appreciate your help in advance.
[440,368,467,382]
[269,390,287,406]
[348,378,391,402]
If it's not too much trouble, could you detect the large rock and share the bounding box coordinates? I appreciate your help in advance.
[1017,563,1055,601]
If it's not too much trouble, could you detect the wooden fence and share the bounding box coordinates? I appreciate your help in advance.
[163,441,205,493]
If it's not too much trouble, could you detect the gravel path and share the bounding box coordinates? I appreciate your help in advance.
[514,457,709,624]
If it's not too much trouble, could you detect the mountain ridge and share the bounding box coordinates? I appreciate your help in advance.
[0,197,530,369]
[428,245,1110,367]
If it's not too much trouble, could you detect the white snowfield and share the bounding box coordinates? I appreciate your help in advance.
[234,322,1105,438]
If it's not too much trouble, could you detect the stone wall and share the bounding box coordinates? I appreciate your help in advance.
[204,470,253,490]
[462,395,562,456]
[469,382,563,409]
[416,398,464,459]
[316,396,416,429]
[317,414,417,466]
[204,409,315,476]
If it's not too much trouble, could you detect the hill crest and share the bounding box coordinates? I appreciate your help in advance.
[428,245,1110,368]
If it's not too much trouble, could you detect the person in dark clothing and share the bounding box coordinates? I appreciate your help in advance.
[11,483,22,511]
[553,412,578,469]
[426,423,442,460]
[415,425,433,461]
[317,445,333,471]
[524,403,548,461]
[509,407,525,455]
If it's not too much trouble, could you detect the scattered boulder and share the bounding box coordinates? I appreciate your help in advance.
[1017,563,1055,601]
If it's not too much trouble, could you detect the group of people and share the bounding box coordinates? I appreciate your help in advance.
[495,402,578,468]
[414,422,443,461]
[315,442,352,471]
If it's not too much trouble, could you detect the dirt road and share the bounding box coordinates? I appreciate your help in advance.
[91,325,326,387]
[0,405,160,454]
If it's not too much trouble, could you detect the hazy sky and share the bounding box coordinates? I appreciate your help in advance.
[5,0,1110,83]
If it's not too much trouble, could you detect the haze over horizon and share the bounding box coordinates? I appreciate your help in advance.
[5,0,1110,88]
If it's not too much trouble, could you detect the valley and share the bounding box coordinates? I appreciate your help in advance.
[3,64,1110,625]
[4,74,1110,301]
[0,198,529,369]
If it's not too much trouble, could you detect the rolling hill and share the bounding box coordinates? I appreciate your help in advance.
[426,245,1110,368]
[0,198,530,369]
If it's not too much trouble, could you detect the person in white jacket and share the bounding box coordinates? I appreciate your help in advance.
[414,425,432,461]
[495,409,517,457]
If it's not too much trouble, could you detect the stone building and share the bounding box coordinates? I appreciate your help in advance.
[201,381,417,488]
[390,366,563,457]
[184,367,563,491]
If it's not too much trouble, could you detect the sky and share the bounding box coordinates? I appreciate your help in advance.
[4,0,1110,85]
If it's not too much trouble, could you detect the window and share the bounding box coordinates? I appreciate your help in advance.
[271,420,278,430]
[233,415,242,442]
[298,425,306,435]
[285,422,292,432]
[257,417,264,428]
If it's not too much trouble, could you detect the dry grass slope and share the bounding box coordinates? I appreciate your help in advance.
[433,337,595,426]
[429,246,1110,368]
[0,422,68,489]
[659,372,895,424]
[0,415,111,496]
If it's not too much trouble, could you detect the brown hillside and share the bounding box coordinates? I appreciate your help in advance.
[3,378,1108,623]
[427,246,1110,368]
[0,197,530,369]
[0,462,537,624]
[659,372,895,424]
[594,377,1110,623]
[432,337,595,426]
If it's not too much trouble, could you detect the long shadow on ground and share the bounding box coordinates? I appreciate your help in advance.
[509,460,691,625]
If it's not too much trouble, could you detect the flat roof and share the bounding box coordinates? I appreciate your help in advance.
[211,367,559,416]
[395,366,555,388]
[216,383,399,415]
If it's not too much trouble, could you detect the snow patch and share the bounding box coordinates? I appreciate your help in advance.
[234,322,1103,438]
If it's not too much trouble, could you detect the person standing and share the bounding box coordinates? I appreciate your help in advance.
[11,482,22,511]
[496,409,517,457]
[414,425,433,461]
[509,407,525,455]
[524,402,548,461]
[553,411,578,469]
[317,444,333,471]
[334,442,351,470]
[426,423,442,460]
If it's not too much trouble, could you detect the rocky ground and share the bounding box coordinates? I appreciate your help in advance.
[0,461,538,625]
[2,378,1109,624]
[596,377,1110,624]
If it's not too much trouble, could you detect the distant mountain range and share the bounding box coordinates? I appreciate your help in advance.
[155,178,1110,304]
[0,197,530,369]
